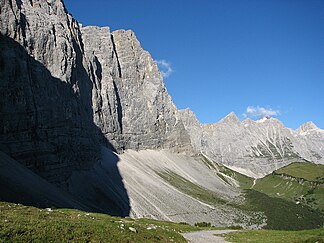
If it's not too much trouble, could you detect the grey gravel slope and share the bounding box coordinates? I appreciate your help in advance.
[65,148,266,227]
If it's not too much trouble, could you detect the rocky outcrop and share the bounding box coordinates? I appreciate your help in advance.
[179,109,324,177]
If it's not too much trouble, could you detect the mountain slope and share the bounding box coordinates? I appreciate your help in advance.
[253,162,324,211]
[195,156,323,230]
[180,109,324,177]
[69,148,264,228]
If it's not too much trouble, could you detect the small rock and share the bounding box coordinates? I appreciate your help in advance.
[147,224,157,230]
[128,227,137,233]
[46,208,52,212]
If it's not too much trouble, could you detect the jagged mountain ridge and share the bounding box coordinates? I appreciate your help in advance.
[180,109,324,177]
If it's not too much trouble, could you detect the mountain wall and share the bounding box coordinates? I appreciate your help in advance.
[0,0,191,184]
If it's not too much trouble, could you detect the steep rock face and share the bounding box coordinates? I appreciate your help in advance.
[0,0,101,183]
[179,110,324,177]
[175,108,202,152]
[81,26,192,152]
[0,0,192,184]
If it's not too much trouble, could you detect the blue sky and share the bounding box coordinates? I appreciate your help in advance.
[64,0,324,129]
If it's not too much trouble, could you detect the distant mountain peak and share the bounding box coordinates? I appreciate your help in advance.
[297,121,321,135]
[220,112,241,124]
[242,118,255,127]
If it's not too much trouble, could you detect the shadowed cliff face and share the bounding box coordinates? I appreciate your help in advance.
[0,33,130,217]
[0,33,99,182]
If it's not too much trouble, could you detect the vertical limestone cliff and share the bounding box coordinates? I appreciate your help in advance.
[0,0,192,183]
[82,26,192,152]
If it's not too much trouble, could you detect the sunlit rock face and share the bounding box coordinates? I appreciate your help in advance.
[179,109,324,177]
[81,26,192,152]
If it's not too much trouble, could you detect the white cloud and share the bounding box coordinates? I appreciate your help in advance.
[155,59,173,78]
[243,106,280,119]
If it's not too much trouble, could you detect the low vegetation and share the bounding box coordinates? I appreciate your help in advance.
[156,170,227,206]
[199,154,254,189]
[224,228,324,243]
[253,162,324,211]
[243,190,323,230]
[0,202,205,242]
[156,160,324,231]
[275,162,324,182]
[194,222,211,227]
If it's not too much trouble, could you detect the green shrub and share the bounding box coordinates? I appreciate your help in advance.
[179,222,189,225]
[228,225,243,230]
[194,222,211,227]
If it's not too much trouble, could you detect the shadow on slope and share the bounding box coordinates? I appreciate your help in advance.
[68,147,131,217]
[0,151,89,210]
[0,34,130,216]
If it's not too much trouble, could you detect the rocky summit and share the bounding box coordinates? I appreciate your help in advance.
[0,0,323,229]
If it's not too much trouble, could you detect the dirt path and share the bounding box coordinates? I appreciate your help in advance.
[181,230,237,243]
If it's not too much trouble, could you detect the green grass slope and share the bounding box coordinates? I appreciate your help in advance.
[2,201,321,243]
[253,162,324,211]
[275,162,324,182]
[186,156,324,230]
[225,228,324,243]
[0,202,208,242]
[198,154,254,189]
[156,170,228,206]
